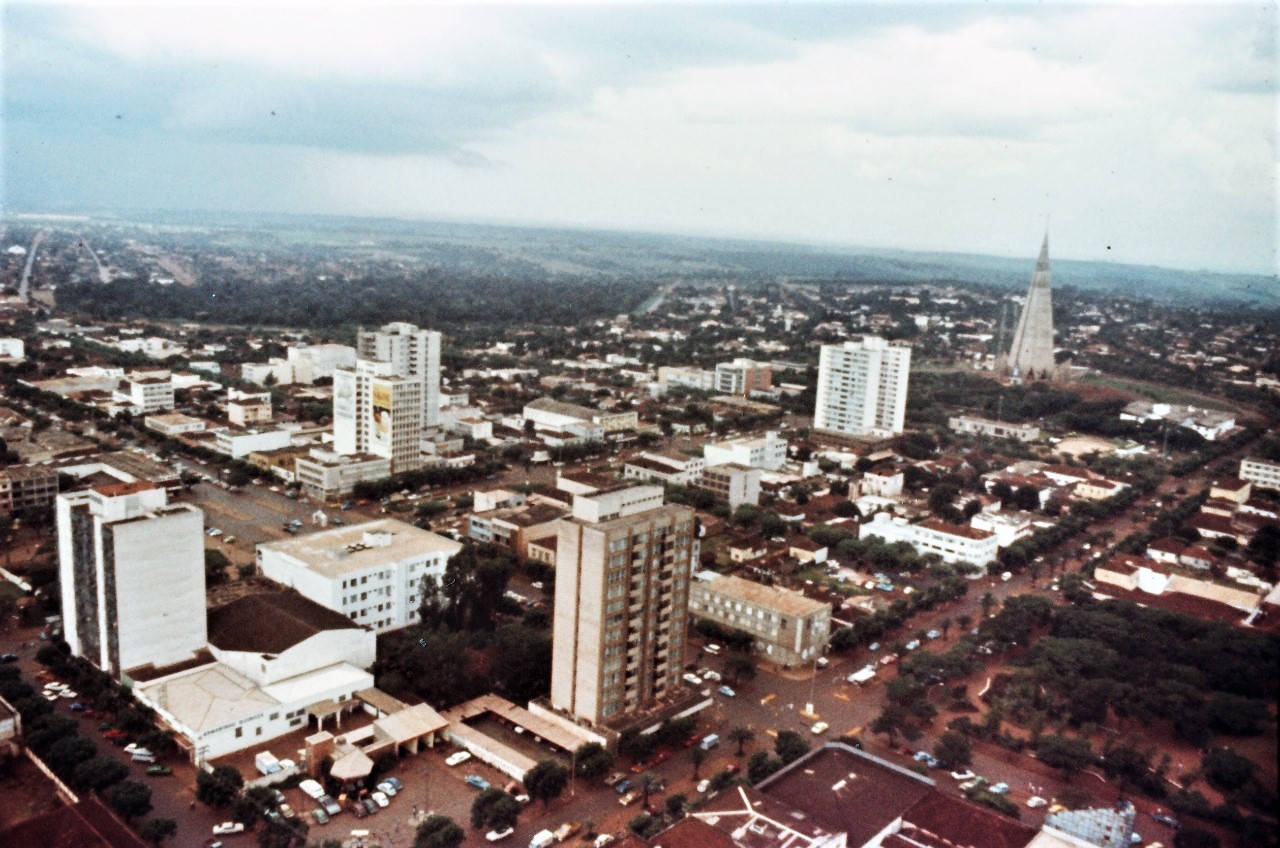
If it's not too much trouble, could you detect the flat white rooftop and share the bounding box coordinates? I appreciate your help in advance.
[258,518,461,578]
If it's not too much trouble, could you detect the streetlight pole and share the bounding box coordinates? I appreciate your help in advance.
[806,654,818,716]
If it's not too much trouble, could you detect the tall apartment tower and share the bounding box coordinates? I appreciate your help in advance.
[813,335,912,438]
[333,358,424,474]
[1005,234,1057,381]
[551,485,696,727]
[357,322,442,428]
[57,482,206,678]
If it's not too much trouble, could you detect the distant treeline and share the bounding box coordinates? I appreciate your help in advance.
[56,272,657,329]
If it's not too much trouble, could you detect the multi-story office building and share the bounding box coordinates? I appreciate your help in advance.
[119,372,175,414]
[0,465,60,515]
[1240,457,1280,491]
[692,463,761,510]
[57,482,206,677]
[256,519,461,633]
[551,485,696,726]
[333,358,424,473]
[357,322,441,428]
[813,336,911,438]
[287,343,357,384]
[293,449,392,500]
[226,389,273,426]
[714,358,772,397]
[690,574,831,666]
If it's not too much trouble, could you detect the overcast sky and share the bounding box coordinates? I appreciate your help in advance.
[3,2,1276,273]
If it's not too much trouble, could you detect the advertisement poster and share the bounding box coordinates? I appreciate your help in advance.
[371,381,393,450]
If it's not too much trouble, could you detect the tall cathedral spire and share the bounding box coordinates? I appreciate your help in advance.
[1006,232,1056,380]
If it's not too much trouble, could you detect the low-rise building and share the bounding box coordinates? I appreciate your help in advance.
[241,358,294,387]
[1240,456,1280,491]
[467,502,567,561]
[213,427,294,459]
[0,464,60,515]
[693,463,761,510]
[118,372,175,413]
[257,519,461,633]
[144,412,208,437]
[703,431,787,471]
[949,415,1041,442]
[690,573,831,666]
[524,397,637,434]
[859,467,903,498]
[860,512,999,567]
[0,338,25,361]
[1209,477,1252,504]
[226,389,273,426]
[1120,401,1235,441]
[970,510,1036,548]
[715,358,772,397]
[293,449,391,500]
[623,450,706,486]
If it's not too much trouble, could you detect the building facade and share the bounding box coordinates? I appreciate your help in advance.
[814,336,911,438]
[333,359,424,473]
[859,512,998,567]
[257,519,461,633]
[1240,457,1280,491]
[1005,234,1057,380]
[551,485,695,726]
[293,449,392,500]
[57,483,206,677]
[357,322,441,428]
[714,359,772,397]
[693,463,761,510]
[703,431,788,471]
[690,574,831,666]
[0,465,60,515]
[948,415,1040,443]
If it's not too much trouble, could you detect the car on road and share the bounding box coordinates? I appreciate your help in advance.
[376,780,398,797]
[619,789,641,806]
[383,776,403,793]
[950,770,975,781]
[989,782,1010,795]
[486,828,515,842]
[347,801,368,819]
[212,822,245,835]
[1026,796,1047,808]
[959,777,987,791]
[554,822,582,842]
[879,654,898,666]
[146,765,172,776]
[311,809,329,825]
[446,750,472,766]
[604,772,627,787]
[466,774,491,791]
[904,640,920,651]
[361,797,379,815]
[810,721,829,735]
[926,630,941,640]
[299,779,324,799]
[700,669,721,681]
[718,685,736,698]
[614,778,634,795]
[682,673,703,686]
[1151,813,1179,828]
[70,702,86,711]
[370,791,390,808]
[703,644,722,655]
[696,779,711,794]
[319,795,341,816]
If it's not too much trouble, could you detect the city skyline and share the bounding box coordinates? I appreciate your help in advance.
[3,2,1276,275]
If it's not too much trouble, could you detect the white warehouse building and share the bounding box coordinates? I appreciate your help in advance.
[257,519,462,633]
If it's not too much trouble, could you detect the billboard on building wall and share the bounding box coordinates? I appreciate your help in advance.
[333,371,356,421]
[371,381,393,451]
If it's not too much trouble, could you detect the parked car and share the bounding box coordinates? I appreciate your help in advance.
[619,789,642,806]
[1152,813,1180,829]
[682,673,703,686]
[466,774,491,791]
[614,778,634,795]
[370,791,390,808]
[696,779,711,794]
[703,644,722,655]
[1,653,20,663]
[383,776,404,793]
[446,751,473,767]
[347,801,368,819]
[376,780,397,797]
[299,779,325,799]
[311,809,329,825]
[950,770,975,781]
[1027,797,1048,808]
[718,685,736,698]
[69,702,86,712]
[959,777,987,791]
[554,822,582,842]
[904,640,921,651]
[361,797,378,815]
[486,828,515,842]
[146,765,172,776]
[604,772,627,787]
[700,669,721,681]
[319,795,342,816]
[212,823,245,835]
[989,783,1010,795]
[810,721,829,735]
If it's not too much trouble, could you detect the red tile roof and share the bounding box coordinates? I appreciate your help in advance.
[918,518,993,541]
[901,792,1037,848]
[92,480,157,497]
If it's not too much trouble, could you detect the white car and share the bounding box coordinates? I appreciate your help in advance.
[950,770,976,781]
[810,721,830,735]
[682,673,703,686]
[213,822,245,835]
[445,751,472,767]
[696,779,711,793]
[486,828,514,842]
[1027,796,1048,808]
[701,669,722,682]
[370,791,390,808]
[299,779,325,799]
[376,780,398,797]
[60,690,78,699]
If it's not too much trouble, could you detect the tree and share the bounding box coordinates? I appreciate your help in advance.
[44,735,97,777]
[728,726,755,756]
[1201,747,1254,792]
[934,732,972,769]
[638,772,662,808]
[71,756,129,791]
[747,751,782,783]
[109,780,153,822]
[472,788,520,830]
[664,793,688,819]
[415,815,465,848]
[980,592,996,617]
[939,617,953,639]
[774,730,810,765]
[257,816,308,848]
[135,729,178,756]
[691,745,708,779]
[574,742,616,780]
[138,817,177,846]
[724,653,757,685]
[524,760,569,806]
[1035,735,1095,779]
[205,549,230,586]
[196,765,244,807]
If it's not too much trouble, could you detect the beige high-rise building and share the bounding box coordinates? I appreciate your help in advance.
[551,484,696,727]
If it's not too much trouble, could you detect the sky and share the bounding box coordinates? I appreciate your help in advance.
[2,1,1276,274]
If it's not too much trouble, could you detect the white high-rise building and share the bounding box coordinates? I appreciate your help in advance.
[333,358,424,474]
[57,482,206,677]
[813,336,912,438]
[357,322,442,428]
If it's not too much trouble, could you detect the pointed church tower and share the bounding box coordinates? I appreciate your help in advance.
[1006,233,1057,380]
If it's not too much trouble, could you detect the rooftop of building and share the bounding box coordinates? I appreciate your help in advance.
[0,463,60,481]
[696,784,841,848]
[526,396,600,420]
[901,791,1037,848]
[207,589,366,654]
[91,480,158,497]
[917,518,994,541]
[696,574,830,618]
[756,744,935,848]
[0,795,148,848]
[257,518,461,577]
